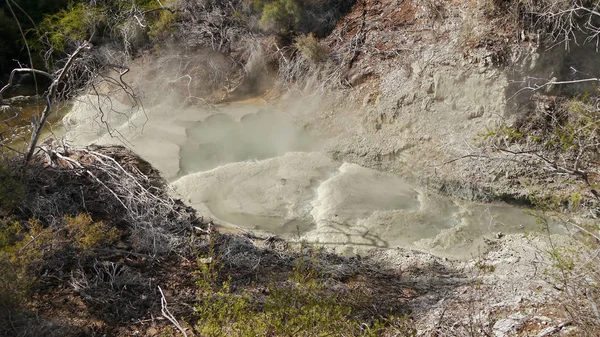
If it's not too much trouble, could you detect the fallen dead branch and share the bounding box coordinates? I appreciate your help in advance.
[20,144,197,257]
[158,286,188,337]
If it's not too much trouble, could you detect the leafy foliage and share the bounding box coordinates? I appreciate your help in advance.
[0,164,25,212]
[481,91,600,209]
[192,233,417,337]
[259,0,303,34]
[64,213,121,250]
[37,3,105,53]
[147,8,178,40]
[248,0,355,36]
[295,33,328,63]
[529,212,600,336]
[0,219,53,303]
[0,0,184,76]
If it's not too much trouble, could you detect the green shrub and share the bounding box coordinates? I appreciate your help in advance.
[295,33,328,63]
[0,218,53,303]
[32,0,181,60]
[64,213,121,250]
[147,10,178,40]
[37,3,106,53]
[0,220,25,253]
[259,0,303,34]
[192,234,417,336]
[0,165,25,212]
[146,0,180,40]
[0,213,120,302]
[0,212,123,332]
[541,219,600,335]
[194,266,359,336]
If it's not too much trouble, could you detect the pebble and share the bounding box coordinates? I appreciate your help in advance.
[492,313,526,337]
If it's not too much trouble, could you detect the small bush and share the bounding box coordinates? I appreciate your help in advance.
[480,93,600,196]
[295,33,328,63]
[0,213,120,305]
[0,219,53,303]
[0,165,25,212]
[64,213,121,250]
[192,234,417,337]
[250,0,354,36]
[259,0,303,34]
[545,226,600,335]
[0,221,30,309]
[147,1,180,41]
[37,3,106,53]
[70,260,147,321]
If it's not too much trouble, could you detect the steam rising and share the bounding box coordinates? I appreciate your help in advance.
[61,56,566,260]
[179,106,321,175]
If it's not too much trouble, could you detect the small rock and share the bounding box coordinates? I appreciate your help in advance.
[116,237,129,246]
[467,105,485,119]
[362,93,375,107]
[198,257,213,264]
[433,73,443,100]
[421,97,433,110]
[560,326,577,335]
[493,314,526,337]
[496,232,505,239]
[411,62,422,75]
[424,81,434,94]
[537,326,559,337]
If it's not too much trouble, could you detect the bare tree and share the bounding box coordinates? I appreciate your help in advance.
[0,0,157,164]
[517,0,600,49]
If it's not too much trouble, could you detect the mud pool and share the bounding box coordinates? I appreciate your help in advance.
[62,99,566,258]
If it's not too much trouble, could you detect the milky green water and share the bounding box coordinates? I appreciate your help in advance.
[0,97,71,153]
